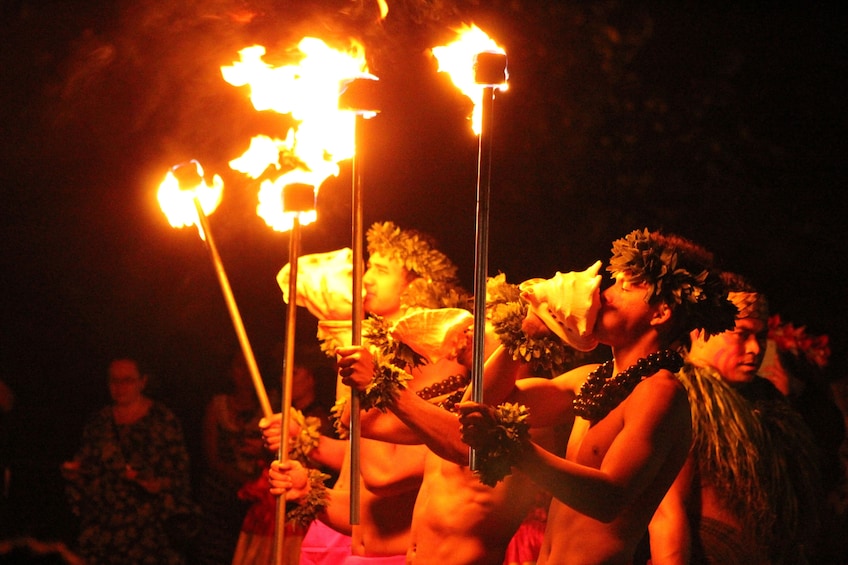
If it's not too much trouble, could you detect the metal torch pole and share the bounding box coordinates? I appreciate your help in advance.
[273,216,302,564]
[469,85,495,470]
[339,76,379,525]
[348,112,365,525]
[469,51,507,471]
[193,198,273,418]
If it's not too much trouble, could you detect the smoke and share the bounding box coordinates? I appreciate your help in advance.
[30,0,485,168]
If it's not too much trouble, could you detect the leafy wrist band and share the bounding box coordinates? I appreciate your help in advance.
[286,468,331,528]
[288,408,322,464]
[360,361,413,412]
[473,402,532,487]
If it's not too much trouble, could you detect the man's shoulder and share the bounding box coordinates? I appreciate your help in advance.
[630,370,689,410]
[556,363,601,387]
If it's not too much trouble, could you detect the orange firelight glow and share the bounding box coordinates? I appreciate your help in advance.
[431,24,507,135]
[156,160,224,240]
[221,38,372,232]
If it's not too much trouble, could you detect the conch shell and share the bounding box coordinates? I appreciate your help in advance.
[277,248,354,321]
[390,308,474,364]
[317,320,353,350]
[519,260,602,351]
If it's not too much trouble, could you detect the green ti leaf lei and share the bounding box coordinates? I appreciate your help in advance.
[328,315,422,433]
[285,468,331,529]
[472,402,532,487]
[288,408,322,464]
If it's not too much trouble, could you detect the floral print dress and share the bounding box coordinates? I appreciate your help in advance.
[66,401,195,565]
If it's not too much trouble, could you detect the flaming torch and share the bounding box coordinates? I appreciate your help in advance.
[259,177,316,565]
[338,75,381,525]
[222,37,371,552]
[433,24,508,469]
[156,160,273,418]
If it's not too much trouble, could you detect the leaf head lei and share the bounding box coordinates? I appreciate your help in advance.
[608,228,737,337]
[768,314,830,370]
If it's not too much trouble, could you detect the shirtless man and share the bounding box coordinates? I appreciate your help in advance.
[324,310,565,564]
[459,228,738,565]
[265,221,469,563]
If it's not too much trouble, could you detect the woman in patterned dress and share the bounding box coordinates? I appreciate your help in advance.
[62,358,196,565]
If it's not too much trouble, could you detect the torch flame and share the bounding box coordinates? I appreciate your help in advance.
[157,160,224,240]
[228,134,295,179]
[432,24,507,135]
[222,38,371,232]
[256,173,318,232]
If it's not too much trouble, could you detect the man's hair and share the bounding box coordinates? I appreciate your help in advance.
[607,228,738,338]
[366,221,469,310]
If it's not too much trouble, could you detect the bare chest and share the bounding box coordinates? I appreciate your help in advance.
[566,408,624,468]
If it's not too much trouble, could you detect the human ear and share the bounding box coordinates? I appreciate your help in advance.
[650,302,673,327]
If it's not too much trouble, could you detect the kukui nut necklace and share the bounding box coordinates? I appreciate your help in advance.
[573,349,683,422]
[417,373,470,412]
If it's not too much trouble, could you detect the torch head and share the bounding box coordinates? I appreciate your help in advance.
[172,160,205,191]
[339,76,383,114]
[282,183,316,214]
[474,51,508,86]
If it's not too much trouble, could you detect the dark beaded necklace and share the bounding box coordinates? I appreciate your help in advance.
[572,349,683,423]
[417,373,471,412]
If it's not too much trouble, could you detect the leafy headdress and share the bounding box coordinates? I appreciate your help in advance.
[607,228,738,338]
[366,221,469,310]
[722,270,769,323]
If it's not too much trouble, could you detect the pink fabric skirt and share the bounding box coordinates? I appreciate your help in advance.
[343,555,406,564]
[299,520,352,565]
[503,515,546,565]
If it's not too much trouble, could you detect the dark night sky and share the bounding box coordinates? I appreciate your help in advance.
[1,0,846,539]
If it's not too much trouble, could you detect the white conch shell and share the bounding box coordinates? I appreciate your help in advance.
[519,260,602,351]
[317,320,353,350]
[390,308,474,364]
[316,320,354,401]
[277,248,354,321]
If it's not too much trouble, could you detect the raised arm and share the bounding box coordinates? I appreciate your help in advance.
[521,374,689,521]
[461,371,690,523]
[338,343,533,464]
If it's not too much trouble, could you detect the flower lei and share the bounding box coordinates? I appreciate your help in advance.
[768,314,830,370]
[361,356,414,412]
[367,221,460,285]
[367,222,471,312]
[471,402,532,487]
[278,409,331,528]
[331,396,349,439]
[328,362,415,430]
[573,350,684,422]
[487,273,588,377]
[357,316,417,411]
[607,228,737,337]
[327,315,418,433]
[288,408,322,464]
[285,468,331,528]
